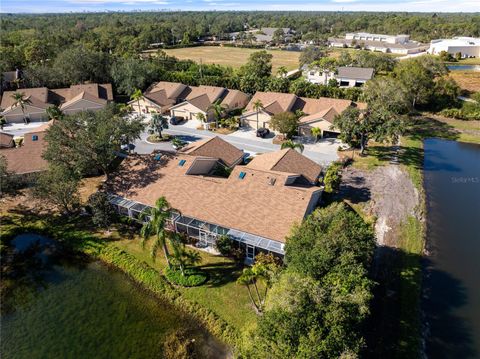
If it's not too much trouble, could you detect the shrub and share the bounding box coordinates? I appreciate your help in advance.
[323,162,343,193]
[163,328,196,359]
[87,192,117,230]
[164,267,207,287]
[215,235,234,256]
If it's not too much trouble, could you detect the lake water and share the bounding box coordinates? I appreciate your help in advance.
[447,64,480,71]
[1,233,228,359]
[423,139,480,358]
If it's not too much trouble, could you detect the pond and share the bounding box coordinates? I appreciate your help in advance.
[1,233,229,359]
[423,139,480,358]
[446,64,480,71]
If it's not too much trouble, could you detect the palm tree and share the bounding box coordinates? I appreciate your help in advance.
[196,112,207,129]
[11,92,32,124]
[46,105,64,121]
[237,267,262,314]
[170,232,201,276]
[130,88,144,113]
[277,66,288,78]
[252,99,263,130]
[310,127,322,141]
[207,100,225,129]
[281,139,305,153]
[140,197,174,268]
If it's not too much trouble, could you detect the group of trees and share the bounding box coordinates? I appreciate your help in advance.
[243,203,376,358]
[1,12,478,72]
[34,104,145,213]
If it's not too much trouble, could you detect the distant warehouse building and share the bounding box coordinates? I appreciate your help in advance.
[428,37,480,58]
[328,32,428,55]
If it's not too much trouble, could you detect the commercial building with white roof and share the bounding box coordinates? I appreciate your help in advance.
[428,37,480,58]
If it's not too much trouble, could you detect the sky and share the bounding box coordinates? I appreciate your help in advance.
[1,0,479,13]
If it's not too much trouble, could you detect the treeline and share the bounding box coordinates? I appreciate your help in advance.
[12,46,365,102]
[1,11,479,71]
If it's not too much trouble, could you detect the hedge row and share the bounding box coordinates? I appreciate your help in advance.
[0,216,239,349]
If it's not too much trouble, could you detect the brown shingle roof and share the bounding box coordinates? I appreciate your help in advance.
[147,81,188,99]
[299,107,339,125]
[107,152,321,242]
[180,136,243,167]
[0,132,14,148]
[1,88,49,110]
[220,89,249,110]
[0,121,53,174]
[294,97,352,115]
[247,148,322,184]
[244,92,297,115]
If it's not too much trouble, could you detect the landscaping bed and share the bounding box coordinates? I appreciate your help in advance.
[164,267,208,287]
[147,134,172,143]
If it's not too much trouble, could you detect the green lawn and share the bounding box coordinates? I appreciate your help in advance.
[113,238,258,332]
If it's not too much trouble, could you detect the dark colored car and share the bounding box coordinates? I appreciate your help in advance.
[256,128,270,138]
[169,116,184,125]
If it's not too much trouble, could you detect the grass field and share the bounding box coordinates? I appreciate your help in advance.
[162,46,300,72]
[448,71,480,93]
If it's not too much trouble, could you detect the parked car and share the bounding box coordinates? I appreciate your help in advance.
[170,116,184,125]
[256,128,270,138]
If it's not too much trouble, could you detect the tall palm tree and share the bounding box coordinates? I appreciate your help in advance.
[207,100,225,129]
[130,88,144,113]
[140,197,174,268]
[252,99,263,130]
[237,267,262,314]
[281,139,305,153]
[46,105,64,121]
[11,92,32,124]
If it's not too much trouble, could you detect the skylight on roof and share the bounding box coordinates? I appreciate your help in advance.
[239,171,246,179]
[178,159,186,167]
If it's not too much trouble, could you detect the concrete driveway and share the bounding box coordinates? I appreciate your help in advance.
[134,122,340,166]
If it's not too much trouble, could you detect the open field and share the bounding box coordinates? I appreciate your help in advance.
[162,46,300,72]
[448,71,480,93]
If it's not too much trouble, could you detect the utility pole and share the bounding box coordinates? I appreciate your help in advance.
[199,58,203,80]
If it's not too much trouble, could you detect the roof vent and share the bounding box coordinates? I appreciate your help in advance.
[268,178,276,186]
[178,159,186,167]
[238,171,246,179]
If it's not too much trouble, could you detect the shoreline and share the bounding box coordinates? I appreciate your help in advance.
[0,216,239,355]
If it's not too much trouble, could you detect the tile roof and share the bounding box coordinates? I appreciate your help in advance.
[180,136,244,167]
[299,107,339,125]
[107,151,321,242]
[246,148,322,184]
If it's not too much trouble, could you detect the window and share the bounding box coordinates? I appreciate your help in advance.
[178,159,186,167]
[32,135,38,141]
[239,171,246,179]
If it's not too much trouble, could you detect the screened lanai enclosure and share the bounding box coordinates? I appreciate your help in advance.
[108,194,285,261]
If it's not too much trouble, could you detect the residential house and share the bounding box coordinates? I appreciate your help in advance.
[240,91,361,136]
[169,86,249,125]
[107,136,323,261]
[428,37,480,58]
[304,66,375,88]
[180,136,244,168]
[128,81,190,114]
[328,32,428,55]
[1,83,113,123]
[240,92,298,130]
[0,121,52,175]
[229,27,294,44]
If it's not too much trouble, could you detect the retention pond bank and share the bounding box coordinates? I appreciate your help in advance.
[423,139,480,358]
[1,233,228,359]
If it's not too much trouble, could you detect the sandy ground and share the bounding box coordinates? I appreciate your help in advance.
[340,164,419,247]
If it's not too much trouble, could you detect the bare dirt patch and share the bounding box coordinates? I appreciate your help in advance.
[340,164,419,247]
